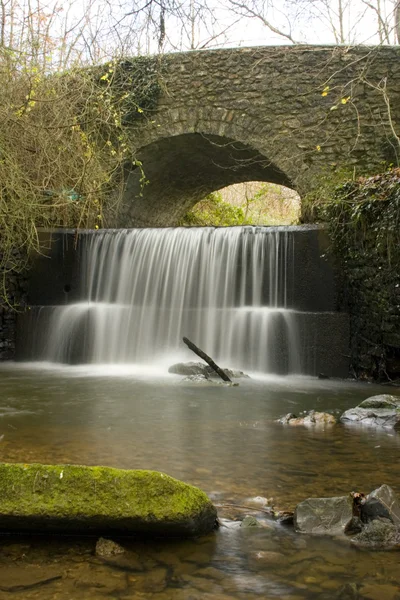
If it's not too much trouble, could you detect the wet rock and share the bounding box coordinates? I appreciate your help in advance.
[95,537,125,557]
[0,463,217,537]
[294,495,353,536]
[336,582,359,600]
[360,497,392,524]
[368,484,400,526]
[169,362,209,376]
[277,410,336,427]
[340,394,400,430]
[169,362,250,379]
[360,394,400,410]
[204,366,250,379]
[245,496,273,508]
[240,515,261,527]
[277,413,297,424]
[344,516,363,535]
[351,517,400,549]
[275,511,294,525]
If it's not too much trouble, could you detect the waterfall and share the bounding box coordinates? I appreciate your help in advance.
[31,227,303,374]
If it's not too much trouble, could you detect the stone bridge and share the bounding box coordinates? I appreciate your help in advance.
[116,45,400,227]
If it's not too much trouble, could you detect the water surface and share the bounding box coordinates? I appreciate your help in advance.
[0,364,399,600]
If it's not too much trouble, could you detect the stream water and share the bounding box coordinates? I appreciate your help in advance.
[0,363,399,600]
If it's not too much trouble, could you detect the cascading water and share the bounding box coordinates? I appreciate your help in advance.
[29,227,304,374]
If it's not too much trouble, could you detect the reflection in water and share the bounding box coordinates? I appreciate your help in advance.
[0,364,399,599]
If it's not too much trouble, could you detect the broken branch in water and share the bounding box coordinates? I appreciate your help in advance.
[182,337,232,383]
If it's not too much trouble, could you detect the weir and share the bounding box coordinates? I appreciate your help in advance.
[19,225,349,377]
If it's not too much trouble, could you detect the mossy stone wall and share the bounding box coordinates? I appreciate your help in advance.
[326,170,400,381]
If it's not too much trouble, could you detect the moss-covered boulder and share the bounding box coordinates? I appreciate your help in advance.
[0,463,217,537]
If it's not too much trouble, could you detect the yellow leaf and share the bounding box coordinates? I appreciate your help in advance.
[316,145,321,152]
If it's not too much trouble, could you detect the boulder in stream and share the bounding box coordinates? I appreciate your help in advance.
[169,362,209,376]
[340,394,400,430]
[169,362,249,379]
[294,484,400,548]
[351,517,400,549]
[277,410,337,427]
[294,495,353,536]
[95,537,125,557]
[0,463,217,537]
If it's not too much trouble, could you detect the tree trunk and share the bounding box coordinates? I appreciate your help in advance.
[182,337,232,382]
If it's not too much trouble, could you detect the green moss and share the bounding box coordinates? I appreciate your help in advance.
[0,463,217,536]
[322,168,400,381]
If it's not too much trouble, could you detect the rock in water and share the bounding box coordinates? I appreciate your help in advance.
[294,495,353,536]
[351,517,400,549]
[277,411,336,427]
[364,484,400,526]
[0,463,217,537]
[169,362,209,376]
[241,516,261,528]
[169,362,250,379]
[204,366,250,379]
[96,537,125,557]
[340,394,400,430]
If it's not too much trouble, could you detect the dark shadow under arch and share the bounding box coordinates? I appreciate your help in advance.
[117,133,295,227]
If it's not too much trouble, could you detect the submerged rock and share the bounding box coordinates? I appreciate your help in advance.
[340,394,400,430]
[294,495,353,536]
[277,410,337,427]
[240,515,261,528]
[0,463,217,537]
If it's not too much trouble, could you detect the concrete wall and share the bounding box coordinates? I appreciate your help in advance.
[16,226,350,377]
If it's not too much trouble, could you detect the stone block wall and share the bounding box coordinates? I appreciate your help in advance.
[0,255,28,360]
[118,45,400,227]
[325,170,400,381]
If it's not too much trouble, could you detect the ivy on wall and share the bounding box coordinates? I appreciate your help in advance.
[324,168,400,381]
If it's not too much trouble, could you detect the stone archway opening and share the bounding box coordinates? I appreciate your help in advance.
[117,133,298,227]
[182,182,301,227]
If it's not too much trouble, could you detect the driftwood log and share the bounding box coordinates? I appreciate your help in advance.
[182,337,232,383]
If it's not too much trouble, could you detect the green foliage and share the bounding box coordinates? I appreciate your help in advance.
[323,168,400,381]
[0,53,162,302]
[180,192,253,227]
[236,182,300,225]
[301,167,355,223]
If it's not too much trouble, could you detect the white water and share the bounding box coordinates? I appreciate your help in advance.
[35,227,303,374]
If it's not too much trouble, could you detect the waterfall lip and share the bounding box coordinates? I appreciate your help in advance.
[36,223,325,234]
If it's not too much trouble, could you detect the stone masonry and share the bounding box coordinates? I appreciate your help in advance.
[116,45,400,227]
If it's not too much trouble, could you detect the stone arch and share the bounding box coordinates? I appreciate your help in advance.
[117,132,296,227]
